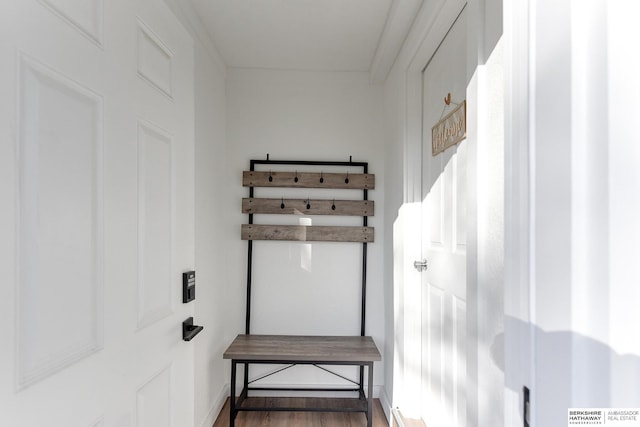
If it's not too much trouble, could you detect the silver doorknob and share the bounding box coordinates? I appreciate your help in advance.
[414,259,428,272]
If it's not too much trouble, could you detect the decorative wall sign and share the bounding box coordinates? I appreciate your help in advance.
[432,100,466,156]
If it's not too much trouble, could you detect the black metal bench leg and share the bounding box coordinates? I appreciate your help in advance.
[367,362,373,427]
[230,360,237,427]
[359,365,365,399]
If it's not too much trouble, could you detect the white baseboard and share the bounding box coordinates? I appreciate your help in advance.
[199,383,229,427]
[392,408,405,427]
[379,387,393,426]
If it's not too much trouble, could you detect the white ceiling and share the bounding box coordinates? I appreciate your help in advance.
[186,0,418,75]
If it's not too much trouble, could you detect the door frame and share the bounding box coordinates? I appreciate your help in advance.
[503,0,534,425]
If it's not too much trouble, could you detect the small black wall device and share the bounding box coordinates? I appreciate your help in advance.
[183,271,196,303]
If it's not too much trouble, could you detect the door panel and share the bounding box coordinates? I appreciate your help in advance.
[420,7,467,427]
[453,143,467,252]
[428,160,444,248]
[137,19,174,99]
[0,1,194,426]
[38,0,104,46]
[136,366,172,427]
[16,53,104,390]
[453,297,466,427]
[425,284,445,405]
[137,120,174,330]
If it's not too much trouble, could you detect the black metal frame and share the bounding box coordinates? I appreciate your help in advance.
[231,156,372,426]
[245,156,369,337]
[230,360,374,426]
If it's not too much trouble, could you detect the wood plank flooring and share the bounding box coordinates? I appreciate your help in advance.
[212,397,388,427]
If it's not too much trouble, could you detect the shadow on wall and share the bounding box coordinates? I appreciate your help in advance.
[491,316,640,424]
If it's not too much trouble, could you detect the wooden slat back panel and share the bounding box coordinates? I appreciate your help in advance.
[242,198,374,216]
[243,171,375,189]
[241,224,374,243]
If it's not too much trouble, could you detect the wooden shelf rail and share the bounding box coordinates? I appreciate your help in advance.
[241,224,374,243]
[243,171,375,189]
[242,198,374,216]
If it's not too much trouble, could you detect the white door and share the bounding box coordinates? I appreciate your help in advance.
[0,1,195,426]
[420,8,467,427]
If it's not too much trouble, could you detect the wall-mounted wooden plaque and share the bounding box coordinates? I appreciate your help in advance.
[432,100,466,156]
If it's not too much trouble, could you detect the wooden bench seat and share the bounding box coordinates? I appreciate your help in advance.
[223,334,381,427]
[223,334,381,362]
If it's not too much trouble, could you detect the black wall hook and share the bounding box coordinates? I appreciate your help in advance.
[294,171,299,183]
[332,199,336,210]
[345,172,350,184]
[280,197,285,209]
[320,172,324,184]
[306,198,311,210]
[268,170,273,182]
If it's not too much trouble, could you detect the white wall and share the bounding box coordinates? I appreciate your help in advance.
[504,1,640,426]
[226,69,387,393]
[466,39,505,427]
[383,55,407,413]
[503,1,534,426]
[192,46,233,427]
[525,1,640,426]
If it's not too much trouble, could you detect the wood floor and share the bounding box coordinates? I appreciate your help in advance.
[213,397,388,427]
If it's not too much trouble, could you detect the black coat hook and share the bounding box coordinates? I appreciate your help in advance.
[268,170,273,182]
[345,172,350,184]
[306,198,311,210]
[294,171,298,183]
[280,197,285,209]
[320,171,324,184]
[332,199,336,210]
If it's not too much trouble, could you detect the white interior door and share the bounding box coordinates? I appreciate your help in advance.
[0,1,195,426]
[420,8,467,427]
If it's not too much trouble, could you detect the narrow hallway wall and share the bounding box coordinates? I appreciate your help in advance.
[193,45,233,427]
[225,68,387,402]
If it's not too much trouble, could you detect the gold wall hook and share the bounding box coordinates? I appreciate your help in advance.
[444,92,452,106]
